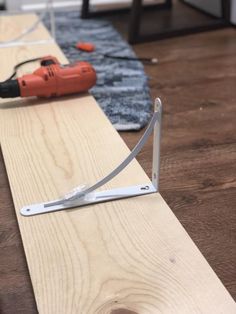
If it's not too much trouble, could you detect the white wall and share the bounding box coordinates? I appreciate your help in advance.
[5,0,164,11]
[184,0,236,24]
[231,0,236,24]
[5,0,22,10]
[5,0,236,24]
[184,0,221,17]
[6,0,131,11]
[6,0,83,11]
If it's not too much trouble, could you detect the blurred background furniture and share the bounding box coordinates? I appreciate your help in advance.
[81,0,232,43]
[0,0,5,9]
[129,0,231,43]
[2,1,235,43]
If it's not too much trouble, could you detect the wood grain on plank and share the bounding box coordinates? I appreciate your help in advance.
[0,14,51,43]
[0,14,235,314]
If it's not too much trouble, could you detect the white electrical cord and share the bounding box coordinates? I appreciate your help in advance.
[0,0,53,44]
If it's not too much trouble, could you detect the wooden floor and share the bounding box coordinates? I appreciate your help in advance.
[122,28,236,300]
[0,22,236,314]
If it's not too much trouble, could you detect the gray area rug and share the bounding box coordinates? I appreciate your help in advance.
[45,12,152,131]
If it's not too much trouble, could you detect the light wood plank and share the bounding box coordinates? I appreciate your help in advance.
[0,14,51,43]
[0,14,235,313]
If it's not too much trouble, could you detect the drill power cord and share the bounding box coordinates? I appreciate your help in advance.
[103,54,158,65]
[1,57,42,83]
[76,43,158,65]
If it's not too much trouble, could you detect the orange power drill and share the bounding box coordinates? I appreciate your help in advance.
[0,56,96,98]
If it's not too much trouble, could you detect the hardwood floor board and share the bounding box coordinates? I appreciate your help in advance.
[120,27,236,299]
[163,186,236,292]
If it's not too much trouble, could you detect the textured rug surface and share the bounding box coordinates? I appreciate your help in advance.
[45,12,152,130]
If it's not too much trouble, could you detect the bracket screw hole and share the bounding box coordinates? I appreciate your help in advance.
[26,208,31,212]
[141,186,149,190]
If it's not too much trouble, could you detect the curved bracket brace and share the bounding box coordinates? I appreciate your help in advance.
[21,98,162,216]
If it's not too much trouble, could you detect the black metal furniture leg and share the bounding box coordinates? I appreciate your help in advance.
[222,0,231,21]
[129,0,172,43]
[81,0,90,18]
[129,0,142,44]
[128,0,230,44]
[166,0,172,8]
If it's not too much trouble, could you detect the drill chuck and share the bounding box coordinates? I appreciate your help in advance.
[0,80,20,98]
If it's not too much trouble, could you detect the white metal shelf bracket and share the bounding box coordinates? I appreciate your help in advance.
[21,98,162,216]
